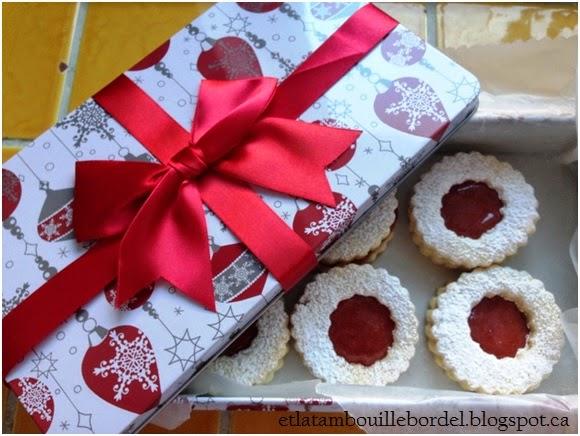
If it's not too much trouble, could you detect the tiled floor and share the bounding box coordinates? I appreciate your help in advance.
[2,2,577,434]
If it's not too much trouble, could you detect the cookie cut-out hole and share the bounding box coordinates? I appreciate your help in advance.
[469,295,529,358]
[224,323,259,357]
[441,180,503,239]
[329,295,395,366]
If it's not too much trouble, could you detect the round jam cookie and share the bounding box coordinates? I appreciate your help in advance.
[426,266,564,395]
[291,264,418,385]
[410,152,539,269]
[209,300,289,385]
[322,192,398,266]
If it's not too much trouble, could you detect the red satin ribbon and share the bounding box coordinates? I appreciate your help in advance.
[3,4,398,378]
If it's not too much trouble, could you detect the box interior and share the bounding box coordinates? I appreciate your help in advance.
[185,139,578,401]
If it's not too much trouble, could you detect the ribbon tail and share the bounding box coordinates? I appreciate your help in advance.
[117,170,215,311]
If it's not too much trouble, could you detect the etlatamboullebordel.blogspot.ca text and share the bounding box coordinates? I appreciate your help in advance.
[277,410,571,432]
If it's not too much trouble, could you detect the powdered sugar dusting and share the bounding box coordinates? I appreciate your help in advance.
[323,192,398,264]
[291,264,418,385]
[427,266,563,394]
[209,300,289,385]
[411,152,539,268]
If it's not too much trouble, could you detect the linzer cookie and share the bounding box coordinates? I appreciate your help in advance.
[322,192,398,265]
[410,152,539,269]
[426,266,564,394]
[291,264,418,385]
[209,300,289,385]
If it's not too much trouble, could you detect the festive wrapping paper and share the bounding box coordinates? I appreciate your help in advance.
[2,2,479,433]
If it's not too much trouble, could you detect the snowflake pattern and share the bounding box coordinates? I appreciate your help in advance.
[383,29,425,66]
[383,80,447,132]
[55,100,115,148]
[213,249,265,302]
[229,261,254,287]
[63,204,73,227]
[16,378,53,424]
[92,329,159,402]
[304,198,356,240]
[39,218,61,240]
[327,99,352,120]
[311,2,345,20]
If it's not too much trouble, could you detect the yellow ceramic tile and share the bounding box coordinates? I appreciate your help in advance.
[3,3,76,138]
[438,3,577,48]
[3,146,21,162]
[375,2,427,38]
[69,2,212,110]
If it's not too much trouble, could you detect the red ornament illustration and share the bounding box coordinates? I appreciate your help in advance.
[237,2,281,13]
[313,119,357,170]
[82,325,161,414]
[9,377,54,433]
[129,40,171,71]
[104,281,154,311]
[3,169,22,220]
[197,37,262,80]
[381,28,426,66]
[293,193,357,251]
[211,242,268,303]
[37,183,74,242]
[374,77,449,140]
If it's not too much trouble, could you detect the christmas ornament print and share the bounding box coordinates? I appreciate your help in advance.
[129,40,171,71]
[2,169,22,220]
[104,281,155,311]
[211,242,268,303]
[293,193,357,252]
[313,119,357,171]
[374,77,449,140]
[82,324,161,414]
[197,37,262,80]
[237,2,281,13]
[310,2,359,21]
[9,377,54,433]
[37,183,74,242]
[381,28,426,66]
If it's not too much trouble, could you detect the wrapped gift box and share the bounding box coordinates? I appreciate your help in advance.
[2,2,479,433]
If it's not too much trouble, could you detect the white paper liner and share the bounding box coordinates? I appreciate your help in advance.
[315,384,578,433]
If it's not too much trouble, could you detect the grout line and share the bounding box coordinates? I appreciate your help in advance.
[57,1,89,120]
[425,2,438,48]
[218,411,230,433]
[2,139,31,148]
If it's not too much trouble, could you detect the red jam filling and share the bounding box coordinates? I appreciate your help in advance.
[223,324,259,357]
[329,295,395,366]
[441,180,503,239]
[468,296,529,358]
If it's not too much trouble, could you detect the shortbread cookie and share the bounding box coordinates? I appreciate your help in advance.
[410,152,539,269]
[426,266,564,394]
[322,192,398,265]
[210,299,289,385]
[291,264,418,385]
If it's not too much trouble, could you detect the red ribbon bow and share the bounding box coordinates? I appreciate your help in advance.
[3,4,398,378]
[80,76,360,311]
